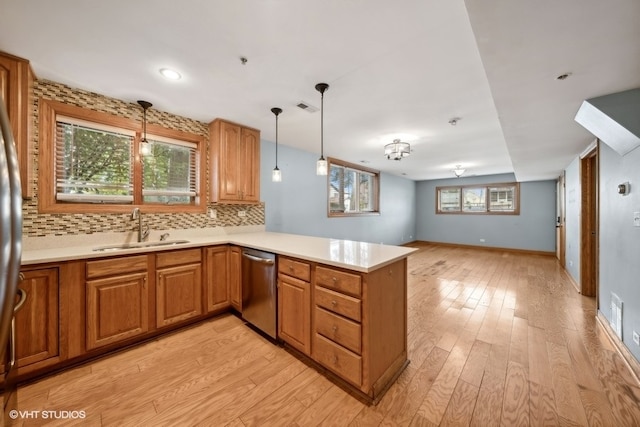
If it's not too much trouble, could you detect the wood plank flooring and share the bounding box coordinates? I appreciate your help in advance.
[12,243,640,426]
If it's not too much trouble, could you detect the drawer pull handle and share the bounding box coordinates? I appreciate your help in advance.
[332,355,338,364]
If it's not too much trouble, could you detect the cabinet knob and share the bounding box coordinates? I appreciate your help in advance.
[332,277,337,282]
[331,300,337,306]
[332,355,338,364]
[332,325,338,332]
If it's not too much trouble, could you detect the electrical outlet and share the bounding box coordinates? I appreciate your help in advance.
[633,331,640,346]
[480,238,486,243]
[208,208,217,219]
[237,210,246,218]
[634,212,640,227]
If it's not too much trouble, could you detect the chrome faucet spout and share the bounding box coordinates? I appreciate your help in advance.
[132,208,149,242]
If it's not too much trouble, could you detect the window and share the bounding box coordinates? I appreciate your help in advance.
[39,99,205,213]
[328,157,379,216]
[436,182,519,215]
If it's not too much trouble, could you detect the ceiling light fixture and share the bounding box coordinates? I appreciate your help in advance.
[384,139,411,160]
[271,107,282,182]
[159,68,181,80]
[315,82,329,175]
[137,100,152,156]
[448,117,461,126]
[452,165,466,178]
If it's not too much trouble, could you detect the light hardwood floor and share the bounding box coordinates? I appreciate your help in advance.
[13,243,640,426]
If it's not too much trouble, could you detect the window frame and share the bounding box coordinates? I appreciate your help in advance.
[436,182,520,215]
[38,98,206,214]
[327,157,380,217]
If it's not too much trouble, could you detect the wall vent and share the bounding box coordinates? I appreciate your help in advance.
[297,102,318,113]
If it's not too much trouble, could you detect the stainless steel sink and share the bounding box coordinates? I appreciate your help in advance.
[92,240,190,252]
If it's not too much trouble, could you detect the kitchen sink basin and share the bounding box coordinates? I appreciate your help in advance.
[92,240,190,252]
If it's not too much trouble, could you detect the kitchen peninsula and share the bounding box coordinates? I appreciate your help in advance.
[20,230,416,404]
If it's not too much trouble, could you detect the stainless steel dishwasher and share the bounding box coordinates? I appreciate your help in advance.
[241,248,277,339]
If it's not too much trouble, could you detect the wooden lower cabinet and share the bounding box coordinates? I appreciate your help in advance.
[311,260,408,403]
[228,246,242,312]
[205,246,230,312]
[278,271,311,355]
[156,249,203,328]
[86,256,149,351]
[14,267,59,374]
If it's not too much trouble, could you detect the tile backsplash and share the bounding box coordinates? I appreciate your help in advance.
[23,79,265,237]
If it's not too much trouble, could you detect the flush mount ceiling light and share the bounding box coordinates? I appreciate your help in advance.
[271,107,282,182]
[452,164,466,178]
[137,100,152,156]
[315,82,329,175]
[159,68,181,81]
[448,117,461,126]
[384,139,411,160]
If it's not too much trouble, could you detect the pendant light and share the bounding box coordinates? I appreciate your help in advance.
[452,165,466,178]
[271,107,282,182]
[315,83,329,175]
[137,100,152,156]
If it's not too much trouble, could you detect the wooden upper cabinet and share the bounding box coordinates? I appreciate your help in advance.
[209,119,260,203]
[0,51,34,198]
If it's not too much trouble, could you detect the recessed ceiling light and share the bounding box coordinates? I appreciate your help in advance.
[159,68,182,81]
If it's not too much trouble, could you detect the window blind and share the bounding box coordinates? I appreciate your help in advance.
[55,117,134,203]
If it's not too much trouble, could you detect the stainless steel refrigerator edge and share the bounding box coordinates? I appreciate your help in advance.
[0,97,24,425]
[241,249,277,339]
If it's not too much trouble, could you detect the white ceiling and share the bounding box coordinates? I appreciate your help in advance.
[1,0,638,181]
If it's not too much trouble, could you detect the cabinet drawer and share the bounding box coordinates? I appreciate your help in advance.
[315,307,361,354]
[315,286,361,322]
[314,333,361,386]
[86,255,148,279]
[316,266,361,297]
[278,257,311,282]
[156,248,202,268]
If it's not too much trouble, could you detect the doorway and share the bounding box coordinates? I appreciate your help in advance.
[580,145,598,298]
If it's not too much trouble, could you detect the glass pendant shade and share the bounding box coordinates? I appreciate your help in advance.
[271,107,283,182]
[272,167,282,182]
[315,83,329,175]
[137,100,152,157]
[316,158,328,175]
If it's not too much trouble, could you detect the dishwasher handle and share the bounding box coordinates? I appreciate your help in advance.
[242,252,275,265]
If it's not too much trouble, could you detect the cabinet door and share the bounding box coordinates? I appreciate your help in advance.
[0,52,33,198]
[240,127,260,202]
[156,263,203,328]
[278,274,311,355]
[15,268,59,371]
[229,246,242,312]
[86,272,149,350]
[205,246,229,312]
[218,121,242,202]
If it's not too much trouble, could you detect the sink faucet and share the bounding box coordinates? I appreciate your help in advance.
[131,208,150,242]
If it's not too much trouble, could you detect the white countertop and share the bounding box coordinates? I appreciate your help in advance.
[21,228,417,273]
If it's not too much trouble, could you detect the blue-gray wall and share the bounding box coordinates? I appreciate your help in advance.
[415,173,557,252]
[260,141,417,245]
[598,142,640,361]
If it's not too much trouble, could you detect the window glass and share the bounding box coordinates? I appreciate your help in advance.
[489,186,516,212]
[436,183,519,215]
[438,188,461,212]
[55,118,134,203]
[462,187,487,212]
[142,137,198,205]
[328,158,379,216]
